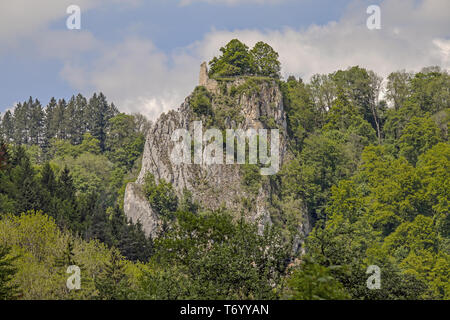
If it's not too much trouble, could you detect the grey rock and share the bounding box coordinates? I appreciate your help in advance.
[124,63,309,240]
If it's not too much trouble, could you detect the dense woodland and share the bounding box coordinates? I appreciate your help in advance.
[0,40,449,300]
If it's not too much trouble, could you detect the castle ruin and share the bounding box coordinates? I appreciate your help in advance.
[199,62,218,92]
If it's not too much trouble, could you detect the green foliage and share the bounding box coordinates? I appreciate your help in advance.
[278,65,449,300]
[1,62,449,300]
[190,86,213,117]
[138,210,291,300]
[0,244,19,300]
[386,70,412,111]
[284,257,350,300]
[106,113,145,170]
[408,67,450,114]
[281,77,321,148]
[208,40,281,78]
[250,41,281,78]
[240,164,262,193]
[95,249,131,300]
[302,140,450,299]
[0,140,7,170]
[79,133,101,155]
[398,116,441,164]
[144,173,178,218]
[209,39,253,77]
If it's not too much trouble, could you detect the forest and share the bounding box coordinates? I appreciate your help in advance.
[0,40,449,300]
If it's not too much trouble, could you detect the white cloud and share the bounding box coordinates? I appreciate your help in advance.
[178,0,290,6]
[0,0,139,50]
[60,37,199,119]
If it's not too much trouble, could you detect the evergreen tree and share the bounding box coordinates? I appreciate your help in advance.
[56,166,80,230]
[54,99,67,140]
[42,97,57,155]
[10,146,42,214]
[1,111,14,143]
[88,197,111,244]
[0,244,19,300]
[13,101,28,144]
[58,166,77,201]
[39,162,57,217]
[87,93,118,152]
[0,140,7,170]
[64,96,79,145]
[74,94,88,144]
[95,249,130,300]
[55,239,76,267]
[41,162,57,194]
[106,113,145,169]
[28,98,44,146]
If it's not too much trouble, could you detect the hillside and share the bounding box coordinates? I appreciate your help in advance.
[0,40,449,300]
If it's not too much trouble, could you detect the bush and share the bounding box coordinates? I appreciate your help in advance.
[143,173,178,218]
[190,86,213,117]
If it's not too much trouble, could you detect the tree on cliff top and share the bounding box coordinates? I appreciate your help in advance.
[208,39,281,78]
[250,41,281,78]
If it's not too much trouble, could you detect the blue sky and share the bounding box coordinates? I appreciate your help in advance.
[0,0,448,119]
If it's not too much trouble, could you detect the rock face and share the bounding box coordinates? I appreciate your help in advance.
[124,63,308,239]
[123,182,161,237]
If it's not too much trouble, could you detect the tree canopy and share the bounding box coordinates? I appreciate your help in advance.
[208,39,281,78]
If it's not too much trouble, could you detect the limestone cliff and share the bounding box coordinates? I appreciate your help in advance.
[124,63,308,239]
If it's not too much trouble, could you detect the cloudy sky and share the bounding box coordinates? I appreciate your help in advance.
[1,0,449,120]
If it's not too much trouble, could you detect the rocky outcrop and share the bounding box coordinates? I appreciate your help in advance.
[123,182,161,238]
[124,63,308,238]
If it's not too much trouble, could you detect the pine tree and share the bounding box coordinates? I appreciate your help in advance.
[87,195,112,244]
[65,96,79,145]
[0,244,19,300]
[1,111,14,143]
[53,99,67,140]
[42,97,57,155]
[40,162,57,215]
[13,101,28,144]
[56,167,80,230]
[28,98,44,146]
[55,239,76,267]
[87,93,118,152]
[0,140,7,170]
[41,162,57,193]
[95,249,130,300]
[11,146,42,213]
[74,94,88,145]
[58,166,76,201]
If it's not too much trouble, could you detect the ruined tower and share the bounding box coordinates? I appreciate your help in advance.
[198,62,218,92]
[199,62,209,86]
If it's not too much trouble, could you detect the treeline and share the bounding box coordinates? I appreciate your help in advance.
[0,93,153,264]
[0,41,449,299]
[277,65,449,299]
[131,61,449,299]
[1,93,116,151]
[0,93,150,158]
